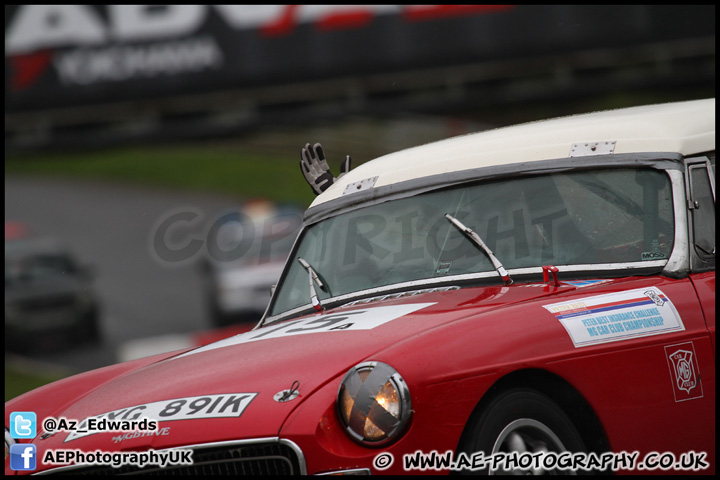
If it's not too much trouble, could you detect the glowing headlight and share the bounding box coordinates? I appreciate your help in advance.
[337,361,412,446]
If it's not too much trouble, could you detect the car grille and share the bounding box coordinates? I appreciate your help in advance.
[45,439,305,475]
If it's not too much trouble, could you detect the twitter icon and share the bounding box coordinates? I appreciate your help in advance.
[10,412,36,439]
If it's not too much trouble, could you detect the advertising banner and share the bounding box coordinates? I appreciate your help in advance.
[5,5,714,113]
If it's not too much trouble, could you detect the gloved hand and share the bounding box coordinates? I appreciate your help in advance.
[300,143,351,195]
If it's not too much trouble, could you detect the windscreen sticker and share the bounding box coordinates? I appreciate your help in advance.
[543,287,684,348]
[177,303,436,358]
[64,393,256,442]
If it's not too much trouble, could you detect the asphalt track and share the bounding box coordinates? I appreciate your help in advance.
[5,175,256,373]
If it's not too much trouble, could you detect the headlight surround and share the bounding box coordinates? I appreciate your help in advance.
[337,361,412,446]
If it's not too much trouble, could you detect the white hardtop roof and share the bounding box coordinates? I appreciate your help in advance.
[311,98,715,207]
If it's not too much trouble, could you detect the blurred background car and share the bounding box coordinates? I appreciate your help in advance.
[5,231,101,352]
[199,200,303,327]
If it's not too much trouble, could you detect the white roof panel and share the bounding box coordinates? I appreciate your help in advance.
[311,98,715,207]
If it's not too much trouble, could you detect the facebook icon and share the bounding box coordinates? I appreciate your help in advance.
[10,444,37,471]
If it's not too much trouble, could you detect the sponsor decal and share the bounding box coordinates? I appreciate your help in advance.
[643,289,664,306]
[665,342,703,402]
[6,5,511,90]
[543,287,684,347]
[112,426,172,444]
[177,303,435,358]
[641,251,667,261]
[64,393,256,442]
[53,36,223,86]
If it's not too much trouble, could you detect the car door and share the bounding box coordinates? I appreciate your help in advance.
[685,154,715,350]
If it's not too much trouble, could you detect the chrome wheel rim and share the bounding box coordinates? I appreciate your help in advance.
[490,418,575,475]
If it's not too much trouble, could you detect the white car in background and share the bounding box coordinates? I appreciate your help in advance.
[200,201,303,326]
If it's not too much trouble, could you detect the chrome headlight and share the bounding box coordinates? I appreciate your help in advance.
[337,361,412,446]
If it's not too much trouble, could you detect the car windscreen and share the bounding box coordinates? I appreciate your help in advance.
[269,167,674,316]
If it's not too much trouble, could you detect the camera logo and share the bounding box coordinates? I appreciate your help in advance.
[10,412,37,439]
[9,444,37,471]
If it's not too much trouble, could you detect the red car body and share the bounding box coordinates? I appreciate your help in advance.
[6,99,715,475]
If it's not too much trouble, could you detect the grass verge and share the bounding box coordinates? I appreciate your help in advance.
[5,361,71,402]
[5,145,316,206]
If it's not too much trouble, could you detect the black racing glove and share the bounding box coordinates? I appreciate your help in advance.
[300,143,351,195]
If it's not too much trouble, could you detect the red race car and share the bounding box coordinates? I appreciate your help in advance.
[6,98,714,475]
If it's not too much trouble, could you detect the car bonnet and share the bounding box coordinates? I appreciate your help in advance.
[32,283,586,456]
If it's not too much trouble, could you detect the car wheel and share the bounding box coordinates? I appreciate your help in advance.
[457,388,587,475]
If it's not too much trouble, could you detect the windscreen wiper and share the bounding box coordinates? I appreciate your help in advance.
[444,213,513,286]
[297,257,327,312]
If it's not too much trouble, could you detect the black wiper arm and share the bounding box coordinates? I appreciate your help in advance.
[444,213,513,285]
[297,257,327,312]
